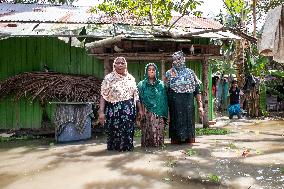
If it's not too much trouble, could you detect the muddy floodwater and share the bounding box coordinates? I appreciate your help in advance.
[0,119,283,189]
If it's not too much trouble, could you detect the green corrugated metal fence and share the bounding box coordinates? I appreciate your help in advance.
[0,37,103,129]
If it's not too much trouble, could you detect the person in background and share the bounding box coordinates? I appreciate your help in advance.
[228,80,244,119]
[165,51,204,144]
[99,57,143,151]
[222,74,230,111]
[137,63,168,148]
[212,75,220,111]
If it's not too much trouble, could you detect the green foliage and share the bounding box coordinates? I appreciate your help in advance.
[228,142,238,149]
[134,128,142,138]
[184,148,198,156]
[208,174,221,183]
[222,0,283,29]
[266,86,284,100]
[210,39,237,76]
[210,59,236,75]
[259,83,267,116]
[196,128,229,136]
[244,44,269,77]
[268,70,284,78]
[280,167,284,174]
[223,0,251,28]
[257,0,284,14]
[165,159,177,168]
[92,0,203,26]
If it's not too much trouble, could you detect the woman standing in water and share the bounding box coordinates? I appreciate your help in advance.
[99,57,143,151]
[138,63,168,147]
[165,51,204,144]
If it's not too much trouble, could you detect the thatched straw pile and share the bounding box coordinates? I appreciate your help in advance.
[0,72,102,106]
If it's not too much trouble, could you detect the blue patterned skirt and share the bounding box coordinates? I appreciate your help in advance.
[228,103,241,116]
[105,98,136,151]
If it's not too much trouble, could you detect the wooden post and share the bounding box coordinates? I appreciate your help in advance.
[161,58,165,81]
[104,56,111,76]
[202,58,209,128]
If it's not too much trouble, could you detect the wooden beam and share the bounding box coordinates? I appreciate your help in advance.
[85,35,126,49]
[153,27,257,43]
[202,58,209,128]
[88,53,222,61]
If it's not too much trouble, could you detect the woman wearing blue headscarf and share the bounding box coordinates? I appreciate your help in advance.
[165,51,204,144]
[138,63,168,147]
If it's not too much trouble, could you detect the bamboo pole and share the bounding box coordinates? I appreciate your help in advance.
[202,58,209,128]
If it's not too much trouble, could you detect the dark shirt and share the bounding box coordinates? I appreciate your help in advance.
[229,88,240,105]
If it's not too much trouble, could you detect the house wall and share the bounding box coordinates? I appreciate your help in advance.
[0,37,213,129]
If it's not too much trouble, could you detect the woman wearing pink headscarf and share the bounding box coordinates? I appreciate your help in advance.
[99,57,143,151]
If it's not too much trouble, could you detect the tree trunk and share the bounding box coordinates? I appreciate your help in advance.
[202,58,209,128]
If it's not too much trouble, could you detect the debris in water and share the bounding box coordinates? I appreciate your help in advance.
[242,149,250,157]
[162,177,171,181]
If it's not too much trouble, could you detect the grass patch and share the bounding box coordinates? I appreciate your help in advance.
[208,174,221,183]
[0,135,43,142]
[184,149,198,156]
[280,167,284,174]
[196,128,229,136]
[134,129,142,138]
[165,159,177,168]
[228,142,238,149]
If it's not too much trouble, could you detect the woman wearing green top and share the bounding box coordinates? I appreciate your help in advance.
[137,63,168,147]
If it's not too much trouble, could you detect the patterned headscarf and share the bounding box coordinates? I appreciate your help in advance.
[101,57,139,103]
[165,51,201,93]
[172,51,186,68]
[143,63,159,81]
[137,63,168,118]
[113,57,127,72]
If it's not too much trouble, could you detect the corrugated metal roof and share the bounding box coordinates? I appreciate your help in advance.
[0,2,222,29]
[0,3,242,41]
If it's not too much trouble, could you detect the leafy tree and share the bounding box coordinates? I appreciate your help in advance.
[91,0,203,29]
[222,0,251,29]
[257,0,284,14]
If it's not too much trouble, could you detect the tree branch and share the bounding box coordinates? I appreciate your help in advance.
[85,34,126,49]
[168,13,186,32]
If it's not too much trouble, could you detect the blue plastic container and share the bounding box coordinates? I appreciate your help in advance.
[52,102,93,143]
[56,115,92,142]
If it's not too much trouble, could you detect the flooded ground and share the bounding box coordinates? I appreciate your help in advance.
[0,119,283,189]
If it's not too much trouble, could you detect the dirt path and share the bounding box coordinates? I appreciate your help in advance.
[0,119,283,189]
